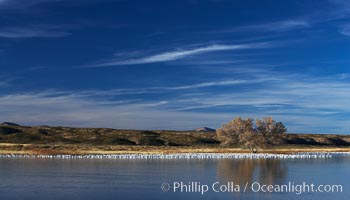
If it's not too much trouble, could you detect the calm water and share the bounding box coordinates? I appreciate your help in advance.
[0,156,350,200]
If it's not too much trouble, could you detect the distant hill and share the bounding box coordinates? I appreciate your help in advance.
[195,127,216,132]
[1,122,21,126]
[0,123,349,147]
[0,124,218,146]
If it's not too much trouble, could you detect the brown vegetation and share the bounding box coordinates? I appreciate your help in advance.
[0,122,349,155]
[217,117,286,152]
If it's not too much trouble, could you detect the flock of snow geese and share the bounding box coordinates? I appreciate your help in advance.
[0,152,350,159]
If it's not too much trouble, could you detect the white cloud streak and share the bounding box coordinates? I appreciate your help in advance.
[90,42,269,67]
[0,70,349,133]
[178,77,350,112]
[168,78,277,90]
[170,80,248,90]
[247,20,310,32]
[0,92,228,130]
[1,73,350,133]
[71,78,272,97]
[339,24,350,36]
[0,82,8,87]
[0,26,70,38]
[215,20,310,34]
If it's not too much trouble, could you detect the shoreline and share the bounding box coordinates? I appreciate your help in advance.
[1,143,350,158]
[0,143,350,155]
[1,152,350,159]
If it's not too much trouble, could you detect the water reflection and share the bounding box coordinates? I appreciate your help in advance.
[217,159,288,186]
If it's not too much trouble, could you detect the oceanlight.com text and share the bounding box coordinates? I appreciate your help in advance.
[161,181,343,195]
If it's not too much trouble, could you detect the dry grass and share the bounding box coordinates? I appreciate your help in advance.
[1,143,350,155]
[1,124,350,155]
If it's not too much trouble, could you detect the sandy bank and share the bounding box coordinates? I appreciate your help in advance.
[1,152,350,159]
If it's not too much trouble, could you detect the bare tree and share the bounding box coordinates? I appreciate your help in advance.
[256,117,287,145]
[217,116,287,152]
[237,130,264,153]
[216,117,253,146]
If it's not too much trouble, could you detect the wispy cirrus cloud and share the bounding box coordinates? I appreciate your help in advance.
[180,78,350,112]
[0,92,228,129]
[169,80,249,90]
[167,78,277,90]
[89,42,270,67]
[338,24,350,36]
[0,25,71,38]
[214,19,310,34]
[338,73,350,79]
[172,75,350,133]
[1,73,350,133]
[0,77,12,87]
[0,81,8,87]
[243,20,310,32]
[74,78,272,97]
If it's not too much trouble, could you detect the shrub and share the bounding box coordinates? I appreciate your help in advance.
[217,116,287,152]
[37,129,49,135]
[0,127,22,135]
[216,117,254,146]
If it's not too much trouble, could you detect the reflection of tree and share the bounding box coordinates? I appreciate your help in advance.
[217,159,287,186]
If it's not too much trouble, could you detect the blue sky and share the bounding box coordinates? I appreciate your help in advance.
[0,0,350,133]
